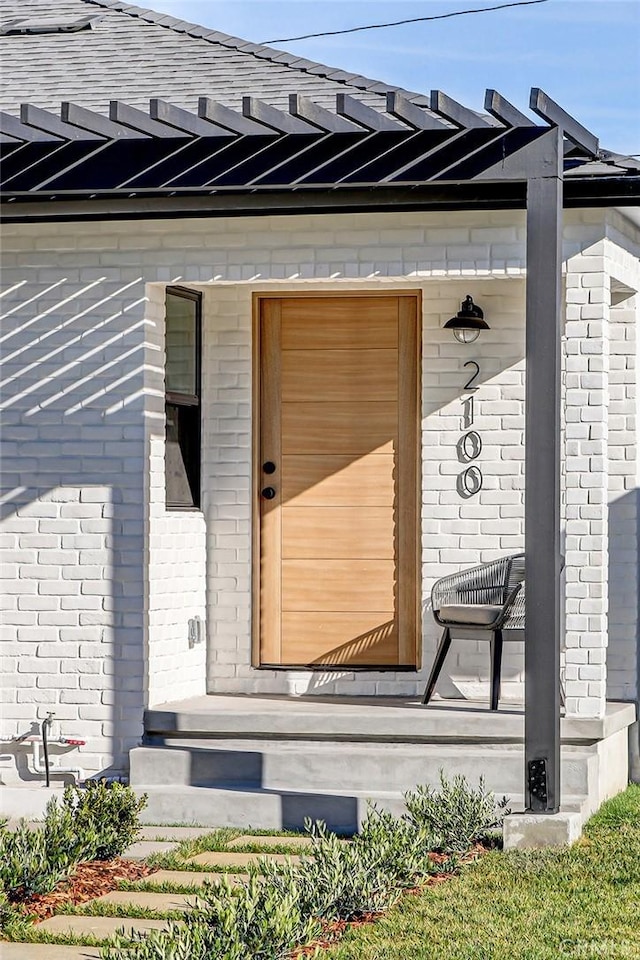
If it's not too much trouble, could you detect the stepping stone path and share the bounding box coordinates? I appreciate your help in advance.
[1,827,313,959]
[133,869,248,889]
[188,850,301,869]
[227,833,314,849]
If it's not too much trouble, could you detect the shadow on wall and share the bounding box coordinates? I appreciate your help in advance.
[0,273,153,781]
[608,488,640,779]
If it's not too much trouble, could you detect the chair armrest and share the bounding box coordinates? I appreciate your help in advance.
[502,582,525,630]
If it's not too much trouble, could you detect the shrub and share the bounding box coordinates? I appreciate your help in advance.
[62,780,146,860]
[101,921,210,960]
[198,871,321,959]
[0,820,73,898]
[301,820,404,921]
[102,872,321,960]
[356,805,437,887]
[404,772,510,852]
[0,782,146,902]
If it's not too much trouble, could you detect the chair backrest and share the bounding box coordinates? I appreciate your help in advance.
[505,553,525,599]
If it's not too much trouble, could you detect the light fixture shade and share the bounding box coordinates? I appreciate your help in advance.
[444,295,489,343]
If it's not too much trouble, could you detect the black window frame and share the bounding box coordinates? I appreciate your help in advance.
[164,286,202,511]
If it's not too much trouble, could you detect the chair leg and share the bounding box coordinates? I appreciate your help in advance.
[489,629,503,711]
[422,628,452,705]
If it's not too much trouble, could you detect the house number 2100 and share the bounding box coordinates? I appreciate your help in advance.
[457,360,483,498]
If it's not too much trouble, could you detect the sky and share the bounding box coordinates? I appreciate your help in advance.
[147,0,639,155]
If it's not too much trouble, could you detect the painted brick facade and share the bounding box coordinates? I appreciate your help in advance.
[1,208,638,778]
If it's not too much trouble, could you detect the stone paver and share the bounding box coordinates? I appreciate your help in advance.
[138,826,216,841]
[36,916,174,939]
[91,890,202,911]
[138,869,248,888]
[3,835,302,957]
[123,839,181,860]
[0,947,101,960]
[188,851,300,869]
[226,834,313,849]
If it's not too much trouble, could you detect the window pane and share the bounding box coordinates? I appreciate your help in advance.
[166,292,197,395]
[166,403,200,508]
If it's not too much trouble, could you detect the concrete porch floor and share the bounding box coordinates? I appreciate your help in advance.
[144,694,635,746]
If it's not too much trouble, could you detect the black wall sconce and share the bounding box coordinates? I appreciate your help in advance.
[444,295,489,344]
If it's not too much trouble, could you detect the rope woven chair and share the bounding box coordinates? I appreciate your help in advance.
[422,554,526,711]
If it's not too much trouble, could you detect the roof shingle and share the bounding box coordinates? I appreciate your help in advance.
[0,0,430,117]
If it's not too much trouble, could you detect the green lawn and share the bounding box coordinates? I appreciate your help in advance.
[325,785,640,960]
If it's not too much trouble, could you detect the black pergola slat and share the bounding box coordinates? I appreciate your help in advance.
[437,126,546,182]
[1,141,98,190]
[2,89,626,202]
[248,132,364,187]
[388,129,499,182]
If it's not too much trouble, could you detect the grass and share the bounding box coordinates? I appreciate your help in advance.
[324,784,640,960]
[6,792,640,956]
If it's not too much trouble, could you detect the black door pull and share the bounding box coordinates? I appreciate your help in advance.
[261,487,276,500]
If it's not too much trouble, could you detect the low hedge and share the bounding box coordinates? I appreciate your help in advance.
[102,774,508,960]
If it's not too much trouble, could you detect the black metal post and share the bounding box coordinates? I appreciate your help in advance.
[524,140,563,813]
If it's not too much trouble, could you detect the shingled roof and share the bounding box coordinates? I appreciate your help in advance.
[0,0,431,116]
[1,0,637,224]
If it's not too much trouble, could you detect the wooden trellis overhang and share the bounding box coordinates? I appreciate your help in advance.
[1,87,637,818]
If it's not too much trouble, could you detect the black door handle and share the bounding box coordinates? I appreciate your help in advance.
[261,487,276,500]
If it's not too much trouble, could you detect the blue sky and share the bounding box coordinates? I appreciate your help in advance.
[149,0,639,155]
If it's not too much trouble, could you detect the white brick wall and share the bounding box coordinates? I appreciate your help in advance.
[0,262,150,776]
[1,207,638,777]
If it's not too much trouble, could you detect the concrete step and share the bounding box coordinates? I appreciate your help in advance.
[135,783,408,832]
[0,945,102,959]
[123,840,182,860]
[130,738,598,797]
[90,890,202,912]
[227,833,313,849]
[187,851,300,869]
[143,696,635,746]
[135,783,590,833]
[135,870,248,888]
[138,826,217,840]
[35,916,174,940]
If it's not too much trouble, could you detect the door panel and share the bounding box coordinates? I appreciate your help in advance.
[257,293,420,668]
[281,613,398,665]
[282,349,398,402]
[281,455,395,507]
[282,507,394,559]
[281,298,399,350]
[282,402,397,455]
[282,560,396,611]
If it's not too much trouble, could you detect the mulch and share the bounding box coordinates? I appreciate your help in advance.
[12,858,157,922]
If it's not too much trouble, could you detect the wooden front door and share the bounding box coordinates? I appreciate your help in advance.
[255,293,420,668]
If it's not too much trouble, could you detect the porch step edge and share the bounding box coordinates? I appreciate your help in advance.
[133,784,591,832]
[129,742,597,796]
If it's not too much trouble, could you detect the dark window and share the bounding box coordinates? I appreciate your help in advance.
[165,288,201,509]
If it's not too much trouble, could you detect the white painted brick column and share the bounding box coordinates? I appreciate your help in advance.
[564,248,610,718]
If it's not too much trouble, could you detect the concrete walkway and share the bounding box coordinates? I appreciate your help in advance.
[2,828,309,957]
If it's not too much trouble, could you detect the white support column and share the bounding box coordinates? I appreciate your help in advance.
[564,247,610,718]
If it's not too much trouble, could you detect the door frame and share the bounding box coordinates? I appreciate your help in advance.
[251,289,422,669]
